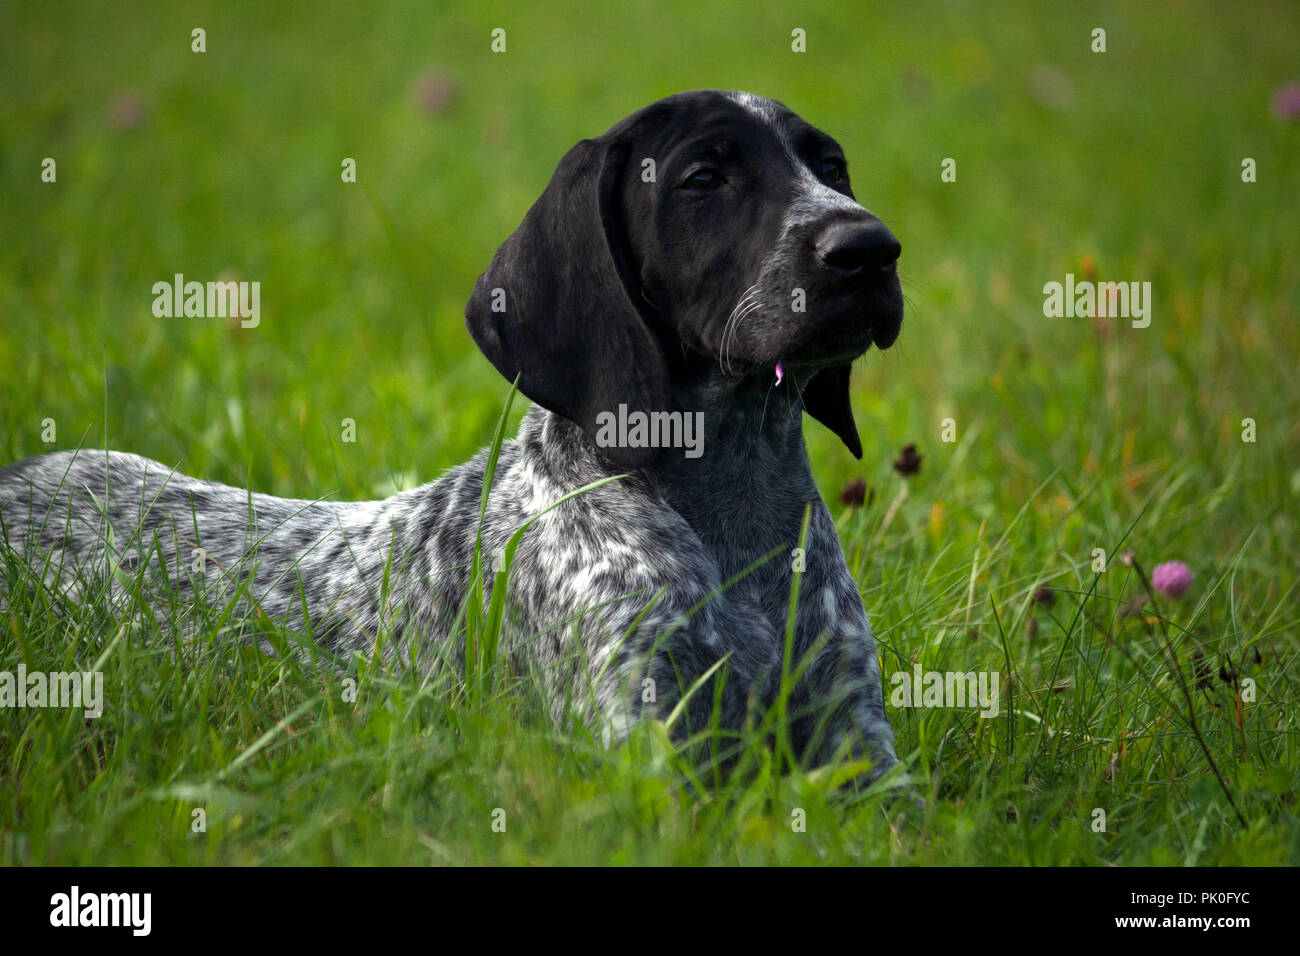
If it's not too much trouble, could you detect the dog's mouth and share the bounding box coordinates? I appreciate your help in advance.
[871,311,903,349]
[712,286,902,381]
[778,307,902,372]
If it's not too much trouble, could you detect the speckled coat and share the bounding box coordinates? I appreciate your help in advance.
[1,90,904,777]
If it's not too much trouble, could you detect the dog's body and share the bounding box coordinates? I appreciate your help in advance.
[1,91,903,775]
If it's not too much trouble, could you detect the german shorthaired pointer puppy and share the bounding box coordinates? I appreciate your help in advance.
[1,90,904,779]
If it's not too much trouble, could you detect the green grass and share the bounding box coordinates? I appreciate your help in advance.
[2,0,1298,865]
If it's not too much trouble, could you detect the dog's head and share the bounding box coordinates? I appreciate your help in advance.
[466,90,903,466]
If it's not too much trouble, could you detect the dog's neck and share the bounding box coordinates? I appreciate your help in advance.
[522,368,824,573]
[643,368,821,569]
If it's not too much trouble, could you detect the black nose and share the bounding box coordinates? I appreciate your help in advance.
[817,221,901,278]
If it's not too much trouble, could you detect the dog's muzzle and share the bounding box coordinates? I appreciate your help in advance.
[815,218,903,350]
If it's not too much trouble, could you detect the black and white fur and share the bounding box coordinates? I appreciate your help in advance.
[1,91,904,776]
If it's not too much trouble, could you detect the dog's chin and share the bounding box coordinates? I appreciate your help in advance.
[781,314,900,370]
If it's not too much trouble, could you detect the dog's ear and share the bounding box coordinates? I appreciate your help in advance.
[465,134,668,470]
[802,363,862,459]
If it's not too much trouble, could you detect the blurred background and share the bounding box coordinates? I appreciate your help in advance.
[1,0,1296,579]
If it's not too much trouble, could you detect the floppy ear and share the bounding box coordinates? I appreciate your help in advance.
[802,363,863,459]
[465,134,670,469]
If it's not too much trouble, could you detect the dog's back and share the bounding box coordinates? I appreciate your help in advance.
[0,448,485,659]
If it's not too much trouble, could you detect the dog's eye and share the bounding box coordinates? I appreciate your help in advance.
[682,168,723,190]
[819,159,846,184]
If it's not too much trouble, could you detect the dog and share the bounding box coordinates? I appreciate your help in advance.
[0,90,903,778]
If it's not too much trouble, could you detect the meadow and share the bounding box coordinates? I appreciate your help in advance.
[1,0,1297,864]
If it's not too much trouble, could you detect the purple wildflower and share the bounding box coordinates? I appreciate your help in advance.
[1272,83,1300,122]
[1151,561,1194,598]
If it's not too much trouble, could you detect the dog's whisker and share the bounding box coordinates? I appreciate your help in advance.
[718,285,759,376]
[758,379,774,434]
[719,283,761,376]
[721,291,763,376]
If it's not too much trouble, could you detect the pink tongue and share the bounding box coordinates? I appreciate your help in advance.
[775,362,785,386]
